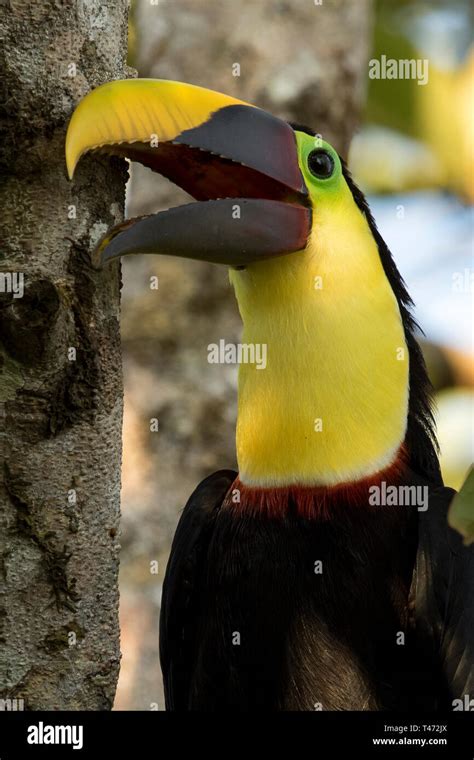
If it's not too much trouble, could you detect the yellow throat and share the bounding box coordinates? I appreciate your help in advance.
[230,147,409,488]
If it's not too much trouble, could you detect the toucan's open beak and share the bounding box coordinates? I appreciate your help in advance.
[65,79,311,268]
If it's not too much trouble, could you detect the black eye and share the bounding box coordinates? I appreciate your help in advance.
[307,149,335,179]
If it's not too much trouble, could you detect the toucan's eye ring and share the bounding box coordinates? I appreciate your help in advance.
[307,149,335,179]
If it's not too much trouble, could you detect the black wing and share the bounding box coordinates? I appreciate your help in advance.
[415,484,474,705]
[159,469,237,710]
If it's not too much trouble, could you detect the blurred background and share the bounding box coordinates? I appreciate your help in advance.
[113,0,473,709]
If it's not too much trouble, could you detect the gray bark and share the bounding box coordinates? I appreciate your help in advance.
[133,0,372,157]
[0,1,129,709]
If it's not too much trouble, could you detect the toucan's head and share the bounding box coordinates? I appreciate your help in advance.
[66,79,439,487]
[65,78,351,271]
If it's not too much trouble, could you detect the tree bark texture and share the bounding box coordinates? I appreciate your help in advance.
[133,0,372,157]
[0,0,129,709]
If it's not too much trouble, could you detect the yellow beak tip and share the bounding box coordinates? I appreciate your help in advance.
[65,136,78,180]
[64,78,249,181]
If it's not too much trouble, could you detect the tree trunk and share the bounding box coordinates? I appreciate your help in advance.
[0,1,129,709]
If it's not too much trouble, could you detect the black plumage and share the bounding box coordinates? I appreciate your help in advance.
[160,469,472,710]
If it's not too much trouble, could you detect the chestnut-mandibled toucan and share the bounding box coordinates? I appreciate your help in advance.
[66,79,473,711]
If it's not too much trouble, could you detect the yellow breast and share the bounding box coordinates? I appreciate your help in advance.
[230,183,409,487]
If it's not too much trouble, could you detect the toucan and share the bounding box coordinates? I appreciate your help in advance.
[66,79,473,711]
